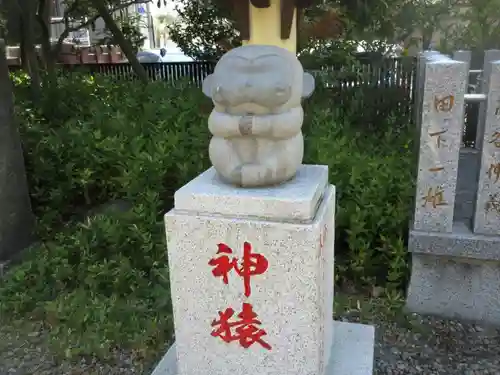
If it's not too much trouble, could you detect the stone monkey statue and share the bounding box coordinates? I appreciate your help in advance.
[202,44,315,187]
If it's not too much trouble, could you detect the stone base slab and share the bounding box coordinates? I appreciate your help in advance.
[173,165,328,222]
[407,221,500,325]
[151,321,375,375]
[406,252,500,325]
[409,221,500,261]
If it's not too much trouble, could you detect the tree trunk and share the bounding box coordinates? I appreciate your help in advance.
[19,15,28,70]
[0,38,35,261]
[19,0,42,101]
[90,0,149,84]
[0,0,5,39]
[21,8,41,102]
[37,0,56,77]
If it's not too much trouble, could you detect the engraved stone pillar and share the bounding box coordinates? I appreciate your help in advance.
[414,53,425,129]
[476,50,500,150]
[473,60,500,234]
[452,51,471,98]
[412,57,468,232]
[415,52,450,130]
[453,50,471,69]
[0,39,35,261]
[407,55,500,327]
[452,50,472,148]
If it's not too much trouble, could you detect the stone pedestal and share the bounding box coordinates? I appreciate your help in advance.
[406,52,500,325]
[407,221,500,325]
[153,165,374,375]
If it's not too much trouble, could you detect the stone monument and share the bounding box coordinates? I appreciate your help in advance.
[407,50,500,325]
[0,39,35,264]
[151,0,375,374]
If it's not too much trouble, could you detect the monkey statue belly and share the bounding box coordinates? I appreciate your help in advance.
[202,44,315,187]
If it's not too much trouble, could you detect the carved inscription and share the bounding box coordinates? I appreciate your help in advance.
[434,95,454,112]
[422,186,448,208]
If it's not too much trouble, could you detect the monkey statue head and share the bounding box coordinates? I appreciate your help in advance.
[202,45,315,116]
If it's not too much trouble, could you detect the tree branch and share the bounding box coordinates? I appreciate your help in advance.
[54,0,151,42]
[49,0,154,67]
[90,0,149,83]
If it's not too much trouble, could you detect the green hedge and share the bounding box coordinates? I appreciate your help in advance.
[0,72,415,358]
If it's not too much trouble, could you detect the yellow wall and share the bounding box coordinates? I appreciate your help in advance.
[243,0,297,53]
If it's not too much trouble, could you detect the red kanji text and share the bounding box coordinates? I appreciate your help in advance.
[208,242,268,297]
[211,302,272,350]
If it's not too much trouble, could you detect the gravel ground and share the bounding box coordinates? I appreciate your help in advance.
[374,315,500,375]
[0,322,153,375]
[1,304,500,375]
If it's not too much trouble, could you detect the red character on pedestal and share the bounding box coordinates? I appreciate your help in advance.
[211,302,272,350]
[208,241,268,297]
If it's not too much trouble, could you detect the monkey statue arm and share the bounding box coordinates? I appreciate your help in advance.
[209,107,304,139]
[208,110,246,138]
[251,106,304,139]
[209,110,276,138]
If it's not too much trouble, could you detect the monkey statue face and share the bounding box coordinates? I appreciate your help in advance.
[202,45,315,115]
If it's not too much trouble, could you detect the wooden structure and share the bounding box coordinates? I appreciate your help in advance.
[5,44,125,66]
[229,0,314,52]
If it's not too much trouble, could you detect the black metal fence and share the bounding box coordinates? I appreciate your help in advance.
[8,56,487,144]
[9,58,418,120]
[69,61,217,86]
[462,70,483,148]
[73,58,417,88]
[54,58,417,118]
[310,57,416,121]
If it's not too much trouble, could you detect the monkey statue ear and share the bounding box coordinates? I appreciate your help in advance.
[202,74,214,98]
[302,72,315,99]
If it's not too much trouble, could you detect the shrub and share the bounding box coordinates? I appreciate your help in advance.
[303,101,415,289]
[0,72,414,358]
[15,74,211,229]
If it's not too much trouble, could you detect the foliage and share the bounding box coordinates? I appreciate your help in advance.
[303,85,415,289]
[439,0,500,52]
[298,39,359,68]
[12,71,210,227]
[168,0,411,61]
[4,72,210,358]
[0,71,414,358]
[388,0,459,50]
[168,0,239,61]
